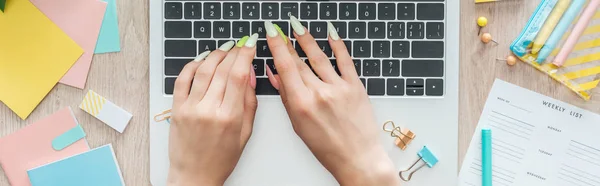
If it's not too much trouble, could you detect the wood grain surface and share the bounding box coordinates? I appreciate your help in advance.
[1,0,599,185]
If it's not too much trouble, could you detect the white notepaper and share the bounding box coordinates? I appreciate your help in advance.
[459,79,600,186]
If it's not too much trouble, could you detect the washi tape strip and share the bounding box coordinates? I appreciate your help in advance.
[80,90,132,133]
[52,125,86,151]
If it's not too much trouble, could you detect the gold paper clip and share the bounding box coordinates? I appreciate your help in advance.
[399,146,438,181]
[154,109,172,122]
[382,120,415,150]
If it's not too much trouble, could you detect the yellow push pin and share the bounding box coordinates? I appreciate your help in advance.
[477,17,488,35]
[497,55,518,66]
[481,33,498,44]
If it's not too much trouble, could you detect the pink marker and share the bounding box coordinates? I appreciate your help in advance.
[553,0,600,67]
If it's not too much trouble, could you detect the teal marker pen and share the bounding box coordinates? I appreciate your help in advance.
[482,129,492,186]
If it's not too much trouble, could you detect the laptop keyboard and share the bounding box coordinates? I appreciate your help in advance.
[163,1,446,97]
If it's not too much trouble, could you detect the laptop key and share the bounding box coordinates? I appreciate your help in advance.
[203,3,220,19]
[317,40,332,57]
[387,22,405,39]
[257,40,271,57]
[387,79,405,96]
[266,59,277,74]
[368,22,385,39]
[252,21,266,38]
[363,59,380,76]
[360,78,366,88]
[402,60,443,77]
[273,21,289,36]
[344,41,352,55]
[353,41,371,58]
[262,3,279,20]
[397,3,415,20]
[407,22,424,39]
[253,59,265,76]
[413,41,444,58]
[339,3,357,20]
[223,3,240,19]
[165,2,182,19]
[232,21,250,38]
[310,22,328,39]
[373,41,390,58]
[426,22,444,39]
[382,59,400,77]
[213,21,231,38]
[367,78,385,95]
[256,78,279,95]
[392,41,410,58]
[331,22,347,39]
[294,42,307,57]
[242,3,259,19]
[184,3,201,19]
[426,79,444,96]
[165,77,176,95]
[165,40,196,57]
[300,3,318,19]
[165,21,191,38]
[198,40,216,52]
[165,59,193,76]
[417,3,444,20]
[406,79,424,96]
[378,3,395,20]
[349,22,366,39]
[290,21,308,39]
[353,60,361,76]
[358,3,376,20]
[281,3,298,19]
[320,3,337,20]
[194,21,211,38]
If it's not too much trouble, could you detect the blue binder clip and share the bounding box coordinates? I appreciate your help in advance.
[399,146,438,181]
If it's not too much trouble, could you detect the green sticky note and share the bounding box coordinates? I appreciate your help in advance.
[1,0,6,12]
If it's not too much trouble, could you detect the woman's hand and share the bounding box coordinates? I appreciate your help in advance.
[167,35,258,186]
[264,18,400,186]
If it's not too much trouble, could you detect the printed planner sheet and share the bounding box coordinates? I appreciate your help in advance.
[459,79,600,186]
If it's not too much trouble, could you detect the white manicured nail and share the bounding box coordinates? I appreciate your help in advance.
[245,33,259,47]
[327,22,340,41]
[218,41,235,52]
[290,15,306,36]
[194,51,211,62]
[264,21,278,38]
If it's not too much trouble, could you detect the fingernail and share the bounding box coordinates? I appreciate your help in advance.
[290,15,305,36]
[194,51,211,62]
[237,36,249,47]
[218,41,235,52]
[273,24,288,44]
[245,33,259,47]
[264,21,278,38]
[327,22,340,41]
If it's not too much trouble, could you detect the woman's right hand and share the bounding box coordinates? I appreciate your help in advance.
[263,18,400,186]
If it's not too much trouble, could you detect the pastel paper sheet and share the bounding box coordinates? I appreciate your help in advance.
[0,0,83,119]
[0,107,90,186]
[27,144,125,186]
[95,0,121,53]
[511,7,600,100]
[30,0,108,89]
[80,90,132,133]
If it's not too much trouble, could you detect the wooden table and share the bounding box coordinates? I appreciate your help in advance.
[1,0,599,185]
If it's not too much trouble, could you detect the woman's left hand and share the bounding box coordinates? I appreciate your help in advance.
[167,35,258,186]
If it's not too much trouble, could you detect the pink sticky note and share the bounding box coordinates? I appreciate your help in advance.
[0,107,90,186]
[30,0,107,89]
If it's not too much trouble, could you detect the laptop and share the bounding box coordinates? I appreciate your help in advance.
[149,0,459,185]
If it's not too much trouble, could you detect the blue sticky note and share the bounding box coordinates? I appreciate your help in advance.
[52,125,87,151]
[95,0,121,54]
[28,145,124,186]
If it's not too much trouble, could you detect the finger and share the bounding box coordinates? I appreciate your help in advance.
[265,21,308,96]
[188,41,236,103]
[221,36,257,111]
[291,16,340,83]
[172,61,201,112]
[266,65,280,90]
[201,39,244,104]
[327,21,359,82]
[282,26,323,88]
[240,82,257,148]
